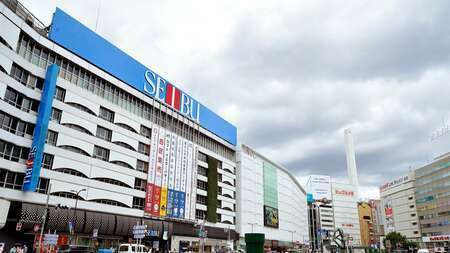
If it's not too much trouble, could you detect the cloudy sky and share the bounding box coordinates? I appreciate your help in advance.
[22,0,450,199]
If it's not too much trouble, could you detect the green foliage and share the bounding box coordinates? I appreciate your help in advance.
[206,157,218,223]
[383,232,418,250]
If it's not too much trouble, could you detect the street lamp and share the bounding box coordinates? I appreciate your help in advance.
[70,188,86,245]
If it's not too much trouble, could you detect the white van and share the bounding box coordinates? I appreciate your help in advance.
[118,244,151,253]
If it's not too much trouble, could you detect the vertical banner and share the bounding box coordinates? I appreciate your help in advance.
[144,127,159,215]
[179,139,188,219]
[152,128,165,216]
[190,145,199,220]
[173,136,183,218]
[185,141,193,220]
[167,133,177,217]
[23,65,59,192]
[160,131,171,216]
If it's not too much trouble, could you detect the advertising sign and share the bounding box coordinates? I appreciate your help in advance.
[167,133,177,217]
[308,175,331,200]
[179,140,188,219]
[159,132,171,216]
[185,142,193,220]
[23,65,59,192]
[379,174,410,193]
[173,136,183,218]
[190,145,199,220]
[151,128,165,216]
[145,127,159,215]
[263,205,279,228]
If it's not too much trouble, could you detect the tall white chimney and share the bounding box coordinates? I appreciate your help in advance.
[344,128,359,187]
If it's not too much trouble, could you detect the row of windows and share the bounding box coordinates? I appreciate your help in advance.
[10,63,44,90]
[17,33,235,161]
[0,109,35,137]
[4,86,39,113]
[0,138,54,169]
[0,168,49,193]
[416,166,450,186]
[194,209,234,224]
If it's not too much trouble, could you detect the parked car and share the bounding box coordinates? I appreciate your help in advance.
[118,244,151,253]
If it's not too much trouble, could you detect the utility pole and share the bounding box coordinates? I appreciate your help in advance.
[38,183,52,251]
[71,188,86,245]
[247,222,257,233]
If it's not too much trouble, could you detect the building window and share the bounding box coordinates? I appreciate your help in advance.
[218,174,222,182]
[93,145,109,161]
[198,152,207,162]
[36,178,49,194]
[96,126,112,141]
[217,213,222,222]
[218,186,222,195]
[196,194,207,205]
[51,108,62,123]
[136,160,149,173]
[195,209,207,220]
[408,196,413,200]
[134,178,147,191]
[198,166,207,177]
[412,222,417,226]
[140,125,151,139]
[4,87,39,113]
[0,110,35,137]
[45,130,58,146]
[0,139,29,162]
[0,168,25,190]
[99,106,114,122]
[409,205,415,208]
[197,180,207,191]
[217,200,222,209]
[54,86,66,101]
[133,197,145,210]
[411,213,416,217]
[93,177,131,188]
[138,142,150,155]
[42,153,54,170]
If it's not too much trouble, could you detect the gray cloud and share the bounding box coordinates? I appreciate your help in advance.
[21,0,450,199]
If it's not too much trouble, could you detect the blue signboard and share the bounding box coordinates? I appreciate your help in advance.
[49,8,237,145]
[23,64,60,192]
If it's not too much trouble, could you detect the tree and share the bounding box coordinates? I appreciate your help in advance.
[384,232,406,249]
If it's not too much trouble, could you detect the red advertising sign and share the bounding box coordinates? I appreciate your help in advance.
[144,183,154,214]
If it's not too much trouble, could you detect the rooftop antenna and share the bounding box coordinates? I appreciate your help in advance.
[95,0,102,32]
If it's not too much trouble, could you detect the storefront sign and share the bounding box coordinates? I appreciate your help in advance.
[334,189,355,196]
[422,235,450,242]
[379,175,410,192]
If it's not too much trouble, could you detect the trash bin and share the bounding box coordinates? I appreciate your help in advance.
[245,233,265,253]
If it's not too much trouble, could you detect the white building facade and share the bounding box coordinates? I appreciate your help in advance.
[332,182,361,245]
[0,1,237,251]
[379,172,420,241]
[237,145,309,250]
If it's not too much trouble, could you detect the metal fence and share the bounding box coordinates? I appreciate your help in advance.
[0,0,48,36]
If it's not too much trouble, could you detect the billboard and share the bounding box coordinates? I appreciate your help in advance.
[263,205,279,228]
[49,8,236,145]
[144,127,197,220]
[307,175,331,200]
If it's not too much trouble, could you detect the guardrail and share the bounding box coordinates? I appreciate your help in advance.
[1,0,48,36]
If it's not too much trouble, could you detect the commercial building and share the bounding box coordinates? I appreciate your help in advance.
[331,182,361,245]
[379,172,420,241]
[414,154,450,249]
[0,0,238,251]
[305,175,335,251]
[358,202,374,247]
[368,199,384,248]
[236,145,309,251]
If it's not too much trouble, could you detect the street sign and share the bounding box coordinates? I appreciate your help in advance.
[16,222,22,231]
[133,224,147,239]
[93,228,98,238]
[43,234,59,246]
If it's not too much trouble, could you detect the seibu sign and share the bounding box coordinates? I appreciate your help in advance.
[422,235,450,242]
[144,70,200,123]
